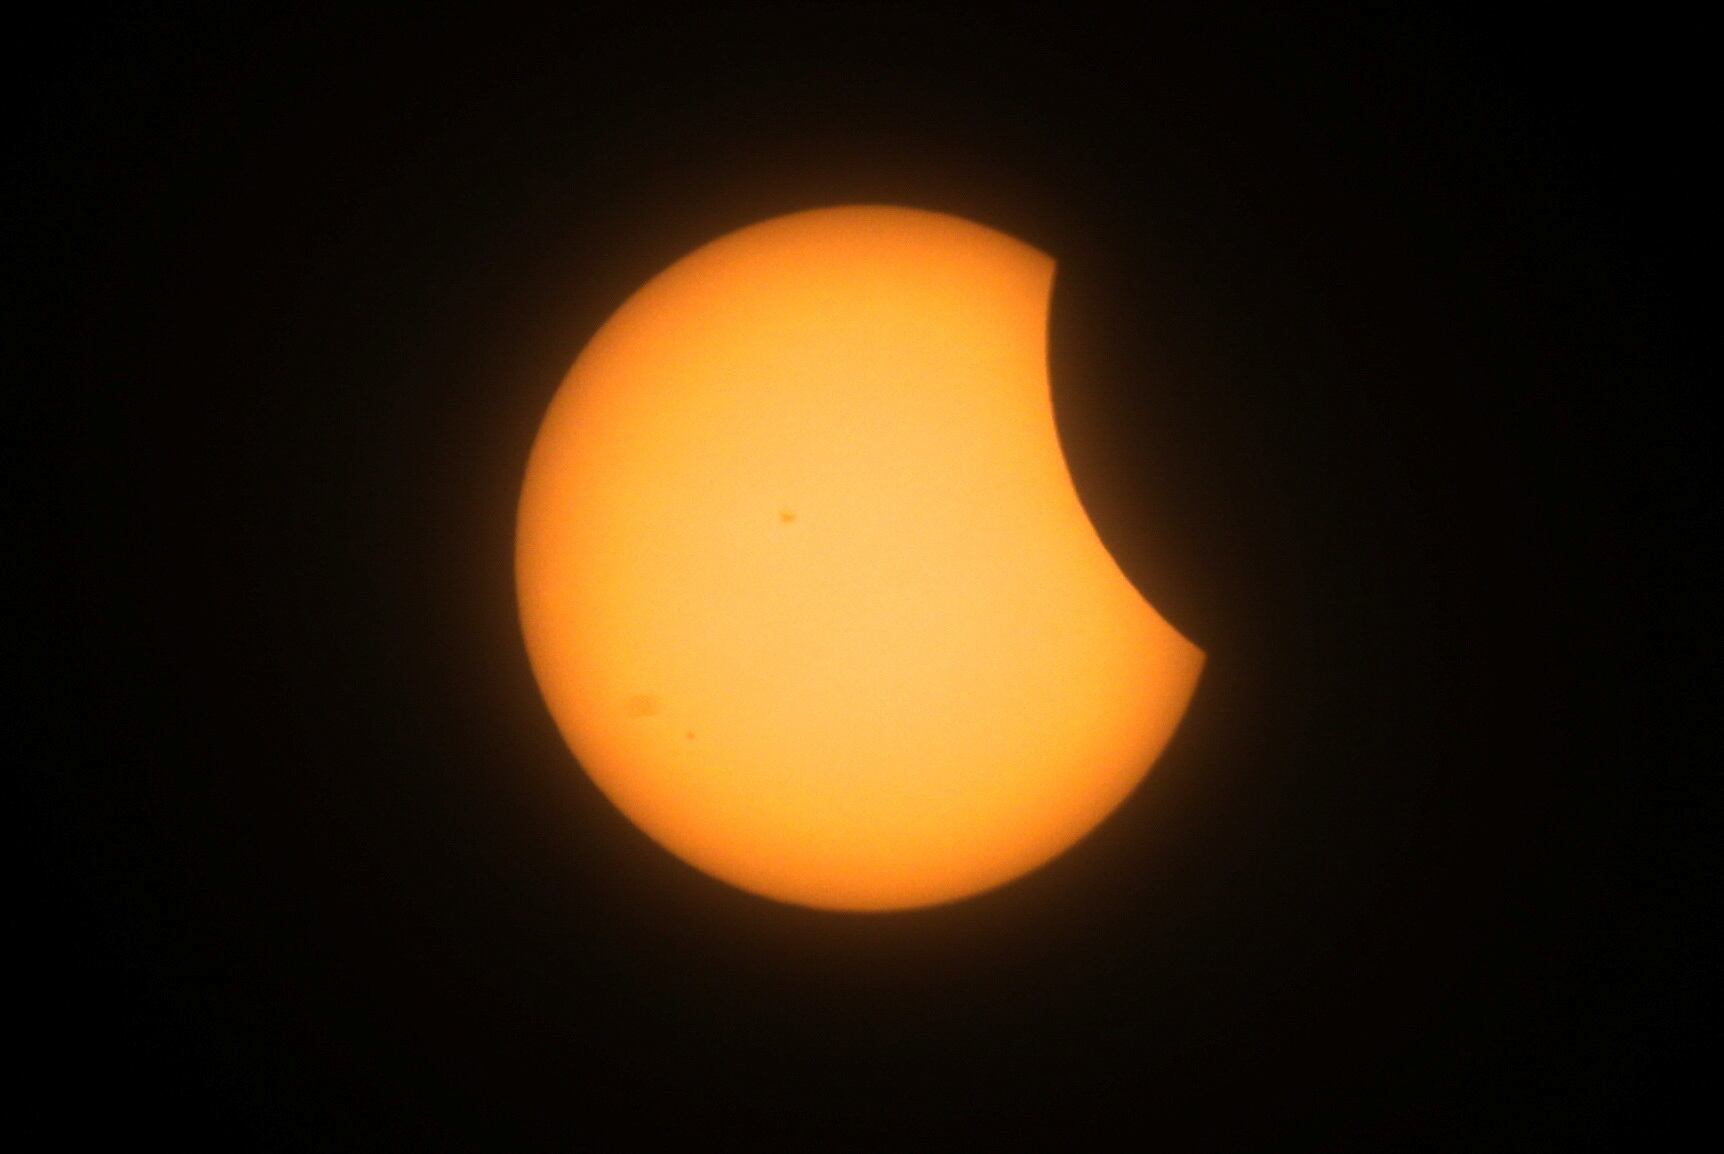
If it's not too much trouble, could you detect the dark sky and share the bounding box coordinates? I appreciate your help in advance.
[19,5,1708,1149]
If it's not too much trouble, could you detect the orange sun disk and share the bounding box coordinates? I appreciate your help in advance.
[517,205,1203,911]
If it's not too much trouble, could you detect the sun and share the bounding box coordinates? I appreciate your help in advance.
[517,205,1203,910]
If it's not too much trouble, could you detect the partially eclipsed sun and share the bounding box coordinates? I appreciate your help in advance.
[516,205,1203,911]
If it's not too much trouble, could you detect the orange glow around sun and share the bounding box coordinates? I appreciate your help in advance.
[516,205,1203,911]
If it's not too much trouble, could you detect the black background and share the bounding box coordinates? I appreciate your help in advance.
[19,4,1709,1149]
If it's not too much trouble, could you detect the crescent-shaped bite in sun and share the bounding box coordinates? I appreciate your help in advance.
[517,205,1203,910]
